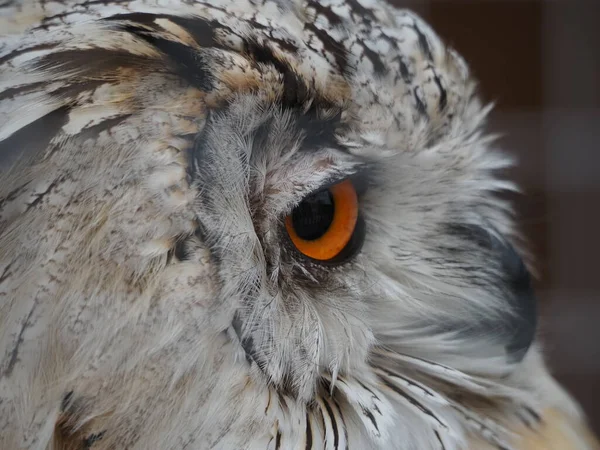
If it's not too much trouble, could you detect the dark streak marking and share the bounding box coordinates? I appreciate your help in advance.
[275,429,282,450]
[105,13,229,51]
[239,40,346,150]
[305,23,349,73]
[362,407,380,434]
[244,39,309,106]
[434,431,446,450]
[60,391,74,411]
[0,262,13,284]
[380,376,448,429]
[169,17,230,50]
[231,312,256,366]
[24,178,61,212]
[0,43,59,66]
[333,399,348,450]
[118,30,213,91]
[243,18,300,54]
[322,399,339,449]
[265,390,272,415]
[48,79,108,102]
[395,55,412,84]
[0,182,30,209]
[359,41,387,76]
[377,366,438,399]
[71,0,131,6]
[77,114,133,141]
[357,379,381,401]
[32,0,132,29]
[0,106,69,170]
[83,431,105,449]
[268,35,299,55]
[186,0,229,15]
[305,413,313,450]
[346,0,377,22]
[317,405,326,441]
[34,11,80,30]
[0,81,47,102]
[308,0,342,26]
[432,72,447,111]
[413,87,428,118]
[413,22,433,61]
[2,298,38,377]
[386,351,456,375]
[524,406,541,423]
[104,11,167,24]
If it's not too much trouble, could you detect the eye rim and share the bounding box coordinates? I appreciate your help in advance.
[285,178,362,262]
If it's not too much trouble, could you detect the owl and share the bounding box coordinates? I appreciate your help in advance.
[0,0,597,449]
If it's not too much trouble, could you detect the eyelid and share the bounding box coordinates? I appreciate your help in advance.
[315,167,370,198]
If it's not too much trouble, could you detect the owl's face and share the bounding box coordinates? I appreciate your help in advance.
[199,94,535,404]
[0,1,589,449]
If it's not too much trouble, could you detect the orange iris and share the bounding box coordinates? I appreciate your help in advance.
[285,179,359,261]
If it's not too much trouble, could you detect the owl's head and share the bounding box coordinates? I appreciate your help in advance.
[0,3,584,449]
[195,91,536,404]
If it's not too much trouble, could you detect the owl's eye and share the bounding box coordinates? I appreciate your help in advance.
[285,179,364,262]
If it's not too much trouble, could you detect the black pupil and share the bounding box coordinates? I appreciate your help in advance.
[292,189,335,241]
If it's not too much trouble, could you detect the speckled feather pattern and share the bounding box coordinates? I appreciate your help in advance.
[0,0,594,449]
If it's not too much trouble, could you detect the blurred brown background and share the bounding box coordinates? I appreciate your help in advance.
[391,0,600,435]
